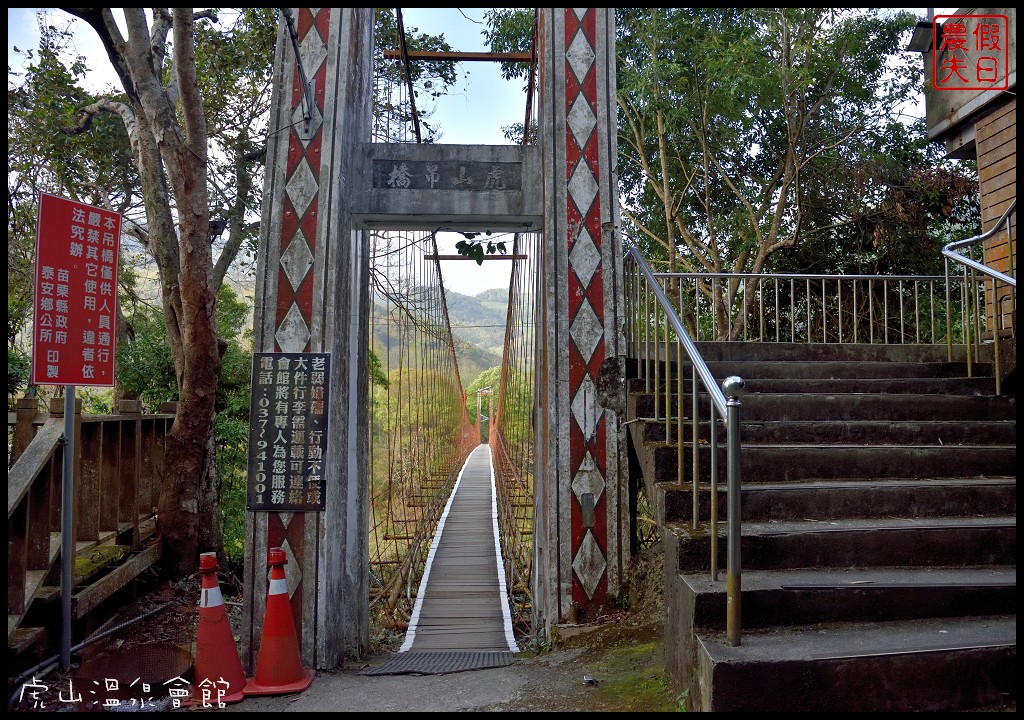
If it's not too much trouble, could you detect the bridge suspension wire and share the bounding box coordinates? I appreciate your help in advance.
[490,11,540,637]
[369,8,541,640]
[367,11,477,628]
[367,227,476,623]
[490,230,540,637]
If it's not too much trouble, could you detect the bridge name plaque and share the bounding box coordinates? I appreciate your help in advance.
[372,160,522,192]
[247,352,331,512]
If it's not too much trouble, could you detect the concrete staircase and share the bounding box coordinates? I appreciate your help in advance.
[626,342,1016,712]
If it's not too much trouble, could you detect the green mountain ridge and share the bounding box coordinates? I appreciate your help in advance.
[372,286,510,389]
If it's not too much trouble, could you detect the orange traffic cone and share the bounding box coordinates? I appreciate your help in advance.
[190,552,246,706]
[244,547,314,696]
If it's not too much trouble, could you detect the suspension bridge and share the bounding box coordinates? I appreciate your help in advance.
[240,6,623,674]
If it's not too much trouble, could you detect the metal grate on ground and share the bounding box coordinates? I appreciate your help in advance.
[359,650,517,676]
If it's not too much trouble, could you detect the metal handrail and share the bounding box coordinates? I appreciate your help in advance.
[942,199,1015,394]
[625,246,746,646]
[943,200,1016,287]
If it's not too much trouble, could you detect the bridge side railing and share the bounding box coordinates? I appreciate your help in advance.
[625,247,746,646]
[367,229,477,620]
[7,397,174,645]
[490,231,540,639]
[655,270,984,348]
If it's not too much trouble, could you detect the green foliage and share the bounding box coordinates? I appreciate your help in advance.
[212,286,254,573]
[7,297,33,404]
[478,10,538,142]
[117,283,254,572]
[482,8,535,82]
[7,345,31,403]
[374,8,462,143]
[7,15,139,211]
[611,8,977,283]
[466,366,501,441]
[192,8,278,262]
[455,237,508,265]
[8,13,141,370]
[676,689,690,712]
[444,288,509,357]
[368,348,389,390]
[115,304,179,410]
[78,388,113,414]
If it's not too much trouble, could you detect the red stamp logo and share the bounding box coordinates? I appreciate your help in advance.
[932,14,1009,91]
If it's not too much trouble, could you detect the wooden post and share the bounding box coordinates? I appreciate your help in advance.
[78,417,101,541]
[10,396,40,465]
[99,415,120,534]
[117,400,142,548]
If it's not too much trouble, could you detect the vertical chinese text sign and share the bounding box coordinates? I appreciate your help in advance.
[933,14,1009,91]
[247,352,331,512]
[31,193,122,387]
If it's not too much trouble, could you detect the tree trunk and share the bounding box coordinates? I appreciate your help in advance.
[65,7,224,576]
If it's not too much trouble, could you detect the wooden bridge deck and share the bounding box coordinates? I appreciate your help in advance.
[363,444,518,675]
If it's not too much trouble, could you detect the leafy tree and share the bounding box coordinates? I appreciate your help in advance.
[7,343,31,404]
[117,282,253,572]
[373,8,459,144]
[466,365,501,441]
[8,9,482,577]
[8,16,142,403]
[477,9,978,337]
[481,8,536,146]
[614,8,977,337]
[58,7,276,573]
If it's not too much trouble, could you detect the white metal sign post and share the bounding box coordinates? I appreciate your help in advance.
[31,192,122,670]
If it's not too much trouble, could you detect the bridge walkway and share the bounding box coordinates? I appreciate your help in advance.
[362,445,519,675]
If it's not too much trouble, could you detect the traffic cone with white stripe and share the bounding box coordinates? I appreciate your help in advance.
[190,552,246,705]
[244,547,314,695]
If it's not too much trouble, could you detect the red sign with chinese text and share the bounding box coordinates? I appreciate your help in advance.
[932,14,1009,91]
[31,193,122,386]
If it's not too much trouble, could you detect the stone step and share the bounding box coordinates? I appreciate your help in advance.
[693,615,1016,711]
[628,374,998,398]
[639,418,1018,445]
[697,359,994,380]
[666,516,1017,573]
[736,376,997,394]
[652,477,1017,525]
[681,566,1017,631]
[645,443,1016,483]
[637,339,1017,714]
[632,391,1016,422]
[692,341,982,363]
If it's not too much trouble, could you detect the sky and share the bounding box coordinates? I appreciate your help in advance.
[7,8,523,297]
[397,8,523,296]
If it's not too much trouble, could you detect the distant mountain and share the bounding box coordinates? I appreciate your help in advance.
[444,288,509,356]
[371,287,510,390]
[446,288,512,388]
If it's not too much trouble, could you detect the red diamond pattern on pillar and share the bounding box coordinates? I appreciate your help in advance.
[267,4,332,644]
[563,7,608,604]
[267,513,305,642]
[275,8,330,354]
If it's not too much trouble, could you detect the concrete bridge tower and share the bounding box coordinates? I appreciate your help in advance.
[245,8,624,669]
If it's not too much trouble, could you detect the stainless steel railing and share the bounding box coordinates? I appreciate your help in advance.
[625,246,746,646]
[943,199,1016,395]
[648,270,988,346]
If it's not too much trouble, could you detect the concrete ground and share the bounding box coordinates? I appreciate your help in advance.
[214,618,677,713]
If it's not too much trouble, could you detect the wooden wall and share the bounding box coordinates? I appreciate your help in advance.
[976,96,1017,337]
